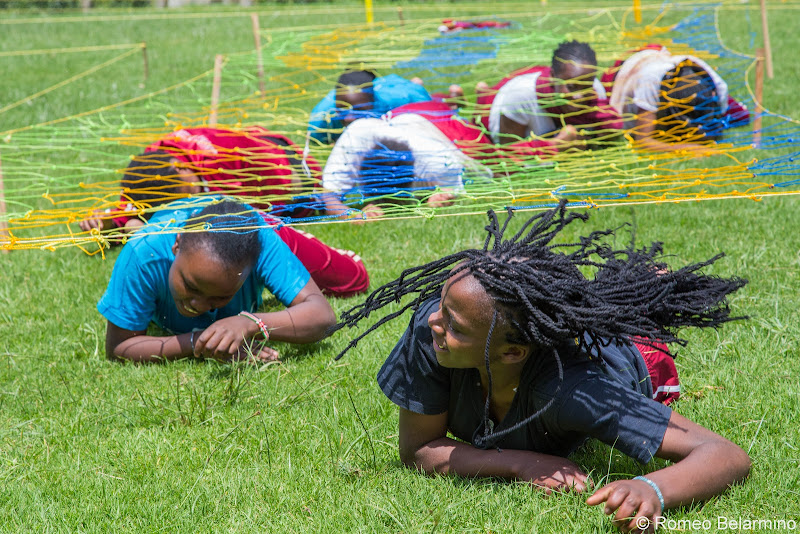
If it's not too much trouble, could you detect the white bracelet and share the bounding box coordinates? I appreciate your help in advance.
[634,475,665,513]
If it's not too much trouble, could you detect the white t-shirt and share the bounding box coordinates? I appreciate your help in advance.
[321,114,491,192]
[488,72,608,143]
[488,72,555,143]
[609,47,728,128]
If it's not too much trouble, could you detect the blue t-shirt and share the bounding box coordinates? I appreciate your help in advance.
[97,197,310,334]
[377,298,672,464]
[307,74,432,144]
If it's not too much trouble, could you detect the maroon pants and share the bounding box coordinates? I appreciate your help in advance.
[275,226,369,298]
[632,339,680,405]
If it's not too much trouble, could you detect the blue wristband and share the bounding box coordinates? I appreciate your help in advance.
[634,476,665,513]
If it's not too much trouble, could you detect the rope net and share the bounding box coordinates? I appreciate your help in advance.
[0,3,795,254]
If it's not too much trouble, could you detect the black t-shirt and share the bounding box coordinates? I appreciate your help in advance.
[377,298,673,464]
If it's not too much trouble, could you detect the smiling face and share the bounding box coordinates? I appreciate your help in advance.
[168,235,252,317]
[427,272,506,369]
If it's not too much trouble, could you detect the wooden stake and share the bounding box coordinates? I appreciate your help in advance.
[633,0,642,24]
[0,154,9,254]
[753,48,765,148]
[251,14,266,97]
[759,0,774,78]
[141,43,149,83]
[364,0,373,24]
[209,54,224,126]
[397,7,404,25]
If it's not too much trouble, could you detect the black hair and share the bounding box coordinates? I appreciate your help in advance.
[657,60,723,141]
[179,199,262,269]
[551,40,597,79]
[336,70,377,90]
[120,150,188,214]
[331,200,747,446]
[357,139,416,194]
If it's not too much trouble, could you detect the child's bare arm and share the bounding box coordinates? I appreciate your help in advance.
[105,321,278,363]
[321,192,351,217]
[79,210,115,232]
[632,111,715,153]
[586,411,750,532]
[399,408,588,492]
[105,321,193,363]
[497,115,528,144]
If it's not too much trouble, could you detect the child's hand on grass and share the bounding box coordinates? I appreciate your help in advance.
[79,209,113,232]
[193,315,263,360]
[354,203,384,222]
[231,345,280,363]
[426,192,455,208]
[515,455,590,494]
[586,478,662,532]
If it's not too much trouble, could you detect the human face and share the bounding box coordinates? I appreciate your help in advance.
[427,272,500,369]
[172,159,203,195]
[335,89,374,127]
[168,235,251,317]
[551,62,597,114]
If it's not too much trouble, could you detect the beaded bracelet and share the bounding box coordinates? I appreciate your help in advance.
[239,311,270,340]
[189,330,202,358]
[633,476,665,513]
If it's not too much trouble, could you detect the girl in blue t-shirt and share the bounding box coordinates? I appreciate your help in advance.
[98,198,336,363]
[332,201,750,532]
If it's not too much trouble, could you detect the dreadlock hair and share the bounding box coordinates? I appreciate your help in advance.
[331,200,747,447]
[358,139,416,195]
[179,200,262,270]
[657,60,723,141]
[551,40,597,79]
[121,150,190,217]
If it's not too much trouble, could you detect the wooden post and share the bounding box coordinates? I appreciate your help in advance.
[364,0,373,24]
[633,0,642,24]
[209,54,224,126]
[251,14,266,96]
[753,49,765,148]
[81,0,91,12]
[759,0,774,78]
[141,43,149,84]
[397,7,404,25]
[0,154,9,254]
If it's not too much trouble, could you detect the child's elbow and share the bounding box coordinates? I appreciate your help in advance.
[314,306,337,341]
[729,443,752,483]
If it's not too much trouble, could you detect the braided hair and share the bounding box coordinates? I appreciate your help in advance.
[551,40,597,79]
[331,201,747,446]
[121,150,188,214]
[180,200,262,270]
[357,138,416,196]
[658,60,723,141]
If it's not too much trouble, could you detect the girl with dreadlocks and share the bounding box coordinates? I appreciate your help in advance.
[332,201,750,531]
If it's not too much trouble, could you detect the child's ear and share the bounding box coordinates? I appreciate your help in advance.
[499,343,529,365]
[172,234,181,256]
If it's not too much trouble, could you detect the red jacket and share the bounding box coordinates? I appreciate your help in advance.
[112,126,320,227]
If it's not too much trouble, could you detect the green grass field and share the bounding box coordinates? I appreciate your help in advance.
[1,1,799,531]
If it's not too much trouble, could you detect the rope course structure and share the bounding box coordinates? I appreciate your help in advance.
[0,2,796,255]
